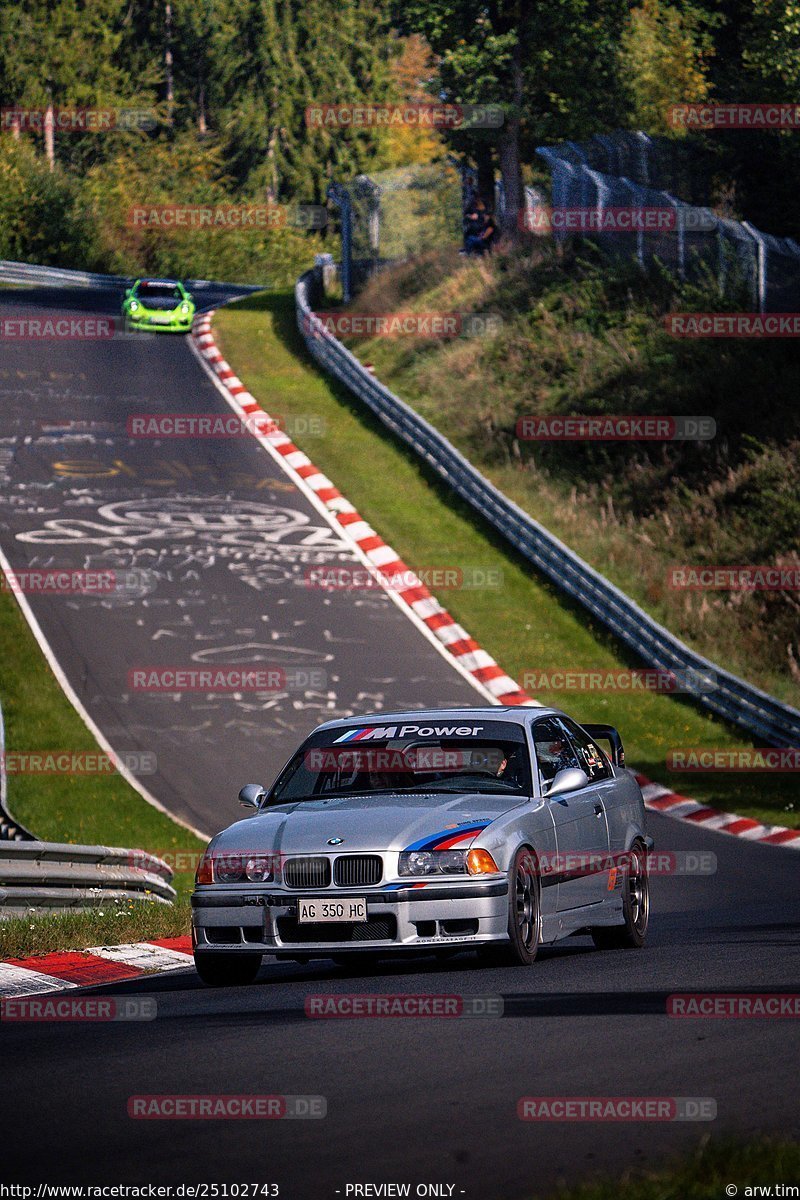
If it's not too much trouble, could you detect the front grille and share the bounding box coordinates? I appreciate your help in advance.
[334,854,382,887]
[276,915,397,944]
[283,856,331,889]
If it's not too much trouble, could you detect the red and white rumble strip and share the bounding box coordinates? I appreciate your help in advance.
[189,311,800,856]
[0,937,192,998]
[635,776,800,848]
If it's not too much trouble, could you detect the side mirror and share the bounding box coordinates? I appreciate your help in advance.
[238,783,266,810]
[545,767,589,798]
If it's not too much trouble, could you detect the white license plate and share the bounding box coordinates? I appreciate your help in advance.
[151,314,172,324]
[297,897,367,924]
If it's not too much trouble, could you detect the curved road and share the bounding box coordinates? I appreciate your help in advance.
[0,284,797,1196]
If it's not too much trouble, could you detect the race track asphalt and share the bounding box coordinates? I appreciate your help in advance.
[1,812,798,1195]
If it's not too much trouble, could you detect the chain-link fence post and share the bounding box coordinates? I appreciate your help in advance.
[327,182,353,303]
[742,222,767,313]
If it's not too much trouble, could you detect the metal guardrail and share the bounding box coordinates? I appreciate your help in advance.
[0,258,241,292]
[295,265,800,749]
[0,259,131,289]
[0,842,175,913]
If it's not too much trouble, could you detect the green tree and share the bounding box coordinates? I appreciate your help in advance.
[620,0,715,135]
[394,0,628,237]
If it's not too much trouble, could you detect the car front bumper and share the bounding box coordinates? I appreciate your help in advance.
[192,881,510,956]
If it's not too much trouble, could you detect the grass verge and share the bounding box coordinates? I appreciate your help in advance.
[213,290,798,830]
[0,586,202,958]
[0,896,191,961]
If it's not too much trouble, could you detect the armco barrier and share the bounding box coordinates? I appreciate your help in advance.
[295,265,800,749]
[0,259,131,289]
[0,841,176,913]
[0,258,243,293]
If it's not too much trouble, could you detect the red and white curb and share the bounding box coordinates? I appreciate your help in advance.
[635,776,799,848]
[0,937,193,998]
[189,311,800,855]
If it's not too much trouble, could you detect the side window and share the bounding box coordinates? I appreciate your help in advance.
[531,718,581,790]
[558,718,612,782]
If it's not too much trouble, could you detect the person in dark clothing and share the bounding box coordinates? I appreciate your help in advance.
[481,207,499,252]
[463,200,487,254]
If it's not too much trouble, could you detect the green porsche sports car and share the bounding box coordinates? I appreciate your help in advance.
[122,278,195,332]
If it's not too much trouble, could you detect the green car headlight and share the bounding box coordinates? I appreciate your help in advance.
[130,300,139,311]
[180,303,189,315]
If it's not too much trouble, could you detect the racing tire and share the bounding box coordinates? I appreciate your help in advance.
[591,840,649,950]
[193,951,262,986]
[479,846,541,967]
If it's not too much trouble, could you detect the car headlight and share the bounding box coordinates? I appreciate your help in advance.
[398,848,501,877]
[245,855,278,883]
[399,849,468,875]
[195,852,279,884]
[213,854,245,883]
[180,303,189,315]
[130,300,139,311]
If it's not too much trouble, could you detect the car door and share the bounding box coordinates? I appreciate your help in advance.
[558,716,620,900]
[531,716,610,911]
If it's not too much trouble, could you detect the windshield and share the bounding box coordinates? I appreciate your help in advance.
[268,721,532,804]
[137,282,183,300]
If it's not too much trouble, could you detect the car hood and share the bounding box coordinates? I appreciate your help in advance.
[208,791,525,857]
